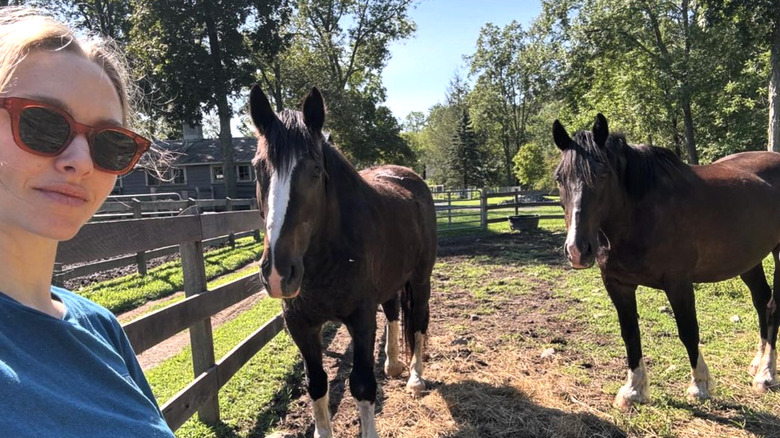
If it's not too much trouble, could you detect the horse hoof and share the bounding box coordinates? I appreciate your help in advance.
[406,375,426,395]
[686,383,711,402]
[384,361,405,378]
[752,374,777,393]
[614,384,649,412]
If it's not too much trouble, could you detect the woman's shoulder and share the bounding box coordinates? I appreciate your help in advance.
[50,286,118,325]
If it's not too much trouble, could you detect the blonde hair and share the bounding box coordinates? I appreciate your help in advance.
[0,7,134,124]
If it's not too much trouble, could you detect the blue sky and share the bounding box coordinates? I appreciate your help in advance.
[382,0,542,121]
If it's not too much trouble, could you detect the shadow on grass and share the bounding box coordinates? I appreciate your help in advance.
[665,398,780,438]
[435,379,626,438]
[439,227,568,268]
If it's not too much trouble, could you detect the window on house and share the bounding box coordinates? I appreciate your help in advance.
[211,166,224,183]
[212,164,253,183]
[236,164,253,182]
[147,168,186,186]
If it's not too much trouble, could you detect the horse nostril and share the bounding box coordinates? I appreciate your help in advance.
[288,264,297,282]
[582,242,593,258]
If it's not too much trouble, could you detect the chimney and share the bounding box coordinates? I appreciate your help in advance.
[182,122,203,140]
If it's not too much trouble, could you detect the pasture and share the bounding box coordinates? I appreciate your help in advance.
[110,218,780,438]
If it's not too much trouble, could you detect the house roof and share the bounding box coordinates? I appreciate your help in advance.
[152,137,258,166]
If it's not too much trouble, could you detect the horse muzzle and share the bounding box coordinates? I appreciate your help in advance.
[565,240,595,269]
[261,255,303,299]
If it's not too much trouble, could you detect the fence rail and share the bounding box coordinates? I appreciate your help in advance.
[56,208,276,431]
[435,188,563,232]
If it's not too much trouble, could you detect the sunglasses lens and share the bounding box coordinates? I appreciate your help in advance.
[19,107,71,154]
[93,130,140,172]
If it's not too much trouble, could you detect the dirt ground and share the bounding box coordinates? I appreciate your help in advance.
[265,231,628,438]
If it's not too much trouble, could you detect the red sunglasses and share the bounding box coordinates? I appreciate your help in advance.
[0,96,151,175]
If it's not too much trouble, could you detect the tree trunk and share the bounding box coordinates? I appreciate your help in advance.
[769,18,780,152]
[204,5,237,197]
[681,91,698,164]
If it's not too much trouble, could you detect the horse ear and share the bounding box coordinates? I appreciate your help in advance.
[302,87,325,133]
[552,120,572,151]
[593,113,609,147]
[249,84,275,134]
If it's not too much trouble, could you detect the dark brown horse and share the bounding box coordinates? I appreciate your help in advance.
[249,85,437,437]
[553,114,780,410]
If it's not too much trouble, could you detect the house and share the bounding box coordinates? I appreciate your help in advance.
[114,128,259,199]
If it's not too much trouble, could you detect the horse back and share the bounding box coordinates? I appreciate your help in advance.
[359,165,438,281]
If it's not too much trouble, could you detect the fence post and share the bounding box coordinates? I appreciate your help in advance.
[447,191,452,225]
[225,197,236,247]
[514,187,519,217]
[179,205,220,424]
[480,189,488,229]
[132,199,147,276]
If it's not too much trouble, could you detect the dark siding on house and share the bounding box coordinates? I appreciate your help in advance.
[114,163,257,199]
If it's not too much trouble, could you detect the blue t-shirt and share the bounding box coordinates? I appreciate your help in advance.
[0,286,174,437]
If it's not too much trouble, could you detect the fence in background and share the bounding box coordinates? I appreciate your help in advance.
[435,188,563,233]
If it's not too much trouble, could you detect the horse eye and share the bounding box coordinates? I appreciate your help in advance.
[313,165,322,178]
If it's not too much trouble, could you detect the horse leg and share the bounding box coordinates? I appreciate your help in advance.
[381,293,405,378]
[754,246,780,391]
[286,317,330,438]
[403,279,431,395]
[663,280,714,402]
[739,262,772,380]
[345,307,379,438]
[604,276,648,411]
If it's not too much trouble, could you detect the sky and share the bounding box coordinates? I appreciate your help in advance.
[382,0,543,122]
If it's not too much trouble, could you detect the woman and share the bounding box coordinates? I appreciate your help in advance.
[0,8,174,437]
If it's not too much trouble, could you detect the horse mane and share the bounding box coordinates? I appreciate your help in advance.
[561,130,690,199]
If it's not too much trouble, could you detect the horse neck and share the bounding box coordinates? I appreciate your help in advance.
[314,143,376,246]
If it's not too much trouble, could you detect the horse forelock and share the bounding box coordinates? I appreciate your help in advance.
[557,130,611,187]
[255,109,321,177]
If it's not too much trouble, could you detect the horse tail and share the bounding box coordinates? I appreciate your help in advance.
[400,281,416,361]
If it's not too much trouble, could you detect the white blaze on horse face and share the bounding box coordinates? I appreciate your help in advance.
[266,159,299,297]
[565,205,583,265]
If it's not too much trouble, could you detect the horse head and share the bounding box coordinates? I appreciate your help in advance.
[249,85,328,298]
[552,113,616,269]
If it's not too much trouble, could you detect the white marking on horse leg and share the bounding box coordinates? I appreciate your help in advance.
[384,321,404,377]
[749,338,768,376]
[357,400,378,438]
[406,331,426,395]
[753,347,778,392]
[265,160,297,298]
[312,392,332,438]
[687,351,715,401]
[614,358,650,411]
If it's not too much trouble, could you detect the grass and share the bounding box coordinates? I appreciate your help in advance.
[145,296,301,438]
[76,237,263,314]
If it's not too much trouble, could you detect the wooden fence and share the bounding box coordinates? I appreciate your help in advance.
[435,189,563,233]
[55,208,282,431]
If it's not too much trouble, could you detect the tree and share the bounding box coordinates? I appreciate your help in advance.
[702,0,780,152]
[468,20,556,184]
[128,0,291,197]
[254,0,419,166]
[448,109,489,188]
